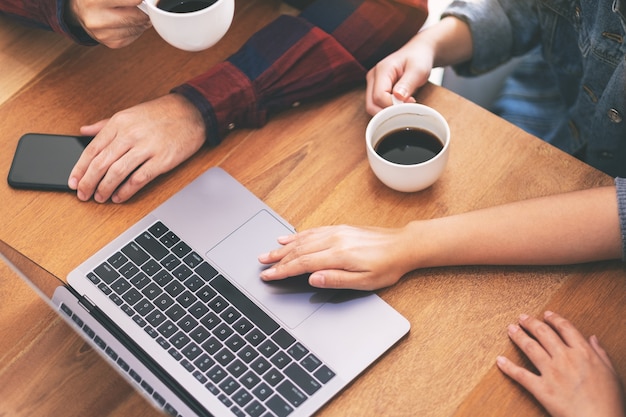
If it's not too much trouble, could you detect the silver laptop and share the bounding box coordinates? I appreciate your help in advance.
[5,167,410,417]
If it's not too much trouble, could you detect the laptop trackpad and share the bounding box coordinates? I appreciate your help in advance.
[206,210,336,329]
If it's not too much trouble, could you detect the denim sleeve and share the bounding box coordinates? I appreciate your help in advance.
[616,177,626,261]
[442,0,541,76]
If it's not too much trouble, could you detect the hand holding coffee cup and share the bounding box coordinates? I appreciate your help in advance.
[138,0,234,51]
[366,103,450,192]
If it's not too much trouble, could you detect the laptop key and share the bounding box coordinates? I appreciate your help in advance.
[252,382,272,401]
[146,310,166,327]
[220,377,240,395]
[301,354,322,372]
[266,394,293,417]
[232,388,252,407]
[154,293,175,311]
[277,379,307,407]
[136,232,168,261]
[272,328,296,349]
[314,365,336,384]
[130,272,150,289]
[159,231,180,248]
[148,221,168,238]
[195,262,218,281]
[107,252,128,269]
[122,241,150,265]
[94,262,119,284]
[287,343,308,361]
[111,278,130,294]
[284,362,321,395]
[183,251,203,268]
[244,400,266,417]
[172,241,192,258]
[160,254,181,271]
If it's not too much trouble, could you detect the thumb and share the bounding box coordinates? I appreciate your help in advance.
[392,63,431,102]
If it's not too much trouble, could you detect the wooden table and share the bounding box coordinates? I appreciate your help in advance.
[1,2,624,416]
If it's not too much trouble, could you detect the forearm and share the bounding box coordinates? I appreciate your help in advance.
[173,0,428,146]
[406,186,622,269]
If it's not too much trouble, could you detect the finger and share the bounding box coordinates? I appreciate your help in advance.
[309,270,382,291]
[518,313,568,358]
[92,147,153,203]
[69,120,109,190]
[109,156,168,203]
[392,60,428,102]
[80,7,151,48]
[260,227,337,264]
[260,233,347,281]
[259,250,327,281]
[589,335,618,374]
[79,145,134,201]
[542,311,587,349]
[365,67,386,115]
[496,355,543,397]
[258,239,299,265]
[80,119,108,136]
[70,129,124,199]
[507,322,552,370]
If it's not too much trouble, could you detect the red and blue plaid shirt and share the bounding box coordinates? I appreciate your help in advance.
[2,0,427,145]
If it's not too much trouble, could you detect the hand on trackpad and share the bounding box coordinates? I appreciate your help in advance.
[206,210,336,329]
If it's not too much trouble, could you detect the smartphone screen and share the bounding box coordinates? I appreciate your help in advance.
[7,133,93,191]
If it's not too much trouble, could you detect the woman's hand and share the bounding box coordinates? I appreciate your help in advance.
[258,224,416,291]
[497,311,625,417]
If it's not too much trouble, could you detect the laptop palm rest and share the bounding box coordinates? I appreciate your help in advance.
[206,209,336,329]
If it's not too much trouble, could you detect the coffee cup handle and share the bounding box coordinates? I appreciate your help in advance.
[137,1,148,14]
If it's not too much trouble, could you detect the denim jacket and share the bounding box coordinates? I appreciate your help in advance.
[443,0,626,178]
[618,177,626,260]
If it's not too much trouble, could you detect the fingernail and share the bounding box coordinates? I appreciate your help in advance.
[309,273,325,287]
[507,324,519,334]
[519,314,529,321]
[394,85,408,98]
[258,253,269,261]
[544,310,553,318]
[276,235,293,244]
[260,268,275,279]
[496,356,507,366]
[68,177,77,189]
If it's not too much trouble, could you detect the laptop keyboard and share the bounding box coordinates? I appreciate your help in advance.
[86,221,335,417]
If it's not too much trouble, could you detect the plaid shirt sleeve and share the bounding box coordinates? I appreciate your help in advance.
[172,0,428,147]
[0,0,96,44]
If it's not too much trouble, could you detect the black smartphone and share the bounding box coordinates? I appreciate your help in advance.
[7,133,93,191]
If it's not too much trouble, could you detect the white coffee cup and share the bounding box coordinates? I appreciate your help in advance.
[138,0,234,52]
[366,103,450,192]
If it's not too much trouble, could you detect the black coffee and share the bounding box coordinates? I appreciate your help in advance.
[157,0,217,13]
[375,127,443,165]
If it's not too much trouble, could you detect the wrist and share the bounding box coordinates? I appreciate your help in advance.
[422,16,473,68]
[397,221,434,272]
